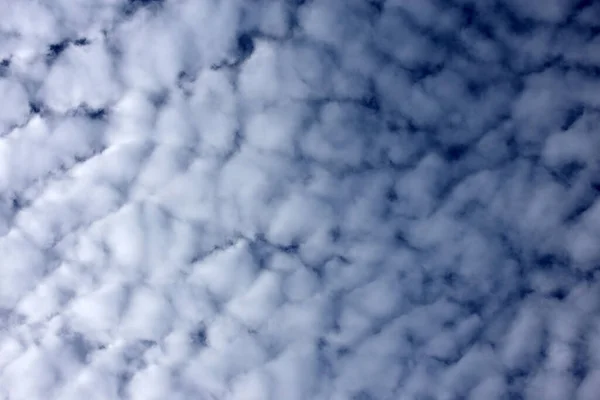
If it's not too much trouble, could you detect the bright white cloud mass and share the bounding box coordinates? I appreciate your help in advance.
[0,0,600,399]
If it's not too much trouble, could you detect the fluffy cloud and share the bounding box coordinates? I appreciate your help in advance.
[0,0,599,399]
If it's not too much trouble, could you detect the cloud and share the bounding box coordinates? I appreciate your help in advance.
[0,77,29,133]
[0,0,599,399]
[41,39,121,113]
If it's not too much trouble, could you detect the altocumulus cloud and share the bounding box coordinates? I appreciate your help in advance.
[0,0,600,399]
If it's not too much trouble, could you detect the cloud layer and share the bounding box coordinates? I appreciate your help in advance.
[0,0,600,399]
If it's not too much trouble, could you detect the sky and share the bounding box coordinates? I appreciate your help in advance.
[0,0,599,399]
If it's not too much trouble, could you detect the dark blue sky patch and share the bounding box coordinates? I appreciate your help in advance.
[122,0,165,16]
[85,108,107,120]
[443,144,470,163]
[236,33,255,63]
[385,186,398,203]
[73,37,90,46]
[352,390,375,400]
[46,40,69,64]
[0,58,9,77]
[367,0,384,16]
[190,325,207,347]
[360,83,381,112]
[563,190,597,222]
[561,104,585,130]
[492,1,537,35]
[548,287,568,300]
[28,101,43,114]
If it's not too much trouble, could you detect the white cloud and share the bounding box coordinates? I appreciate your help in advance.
[1,346,59,400]
[468,375,507,400]
[300,103,370,167]
[0,77,29,133]
[189,69,238,156]
[41,39,121,113]
[188,241,259,304]
[504,0,572,22]
[127,364,173,400]
[245,102,308,154]
[0,232,46,308]
[0,0,600,399]
[238,40,282,105]
[226,270,283,328]
[119,286,173,341]
[577,370,600,400]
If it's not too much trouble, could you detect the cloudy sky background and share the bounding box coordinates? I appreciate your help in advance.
[0,0,600,399]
